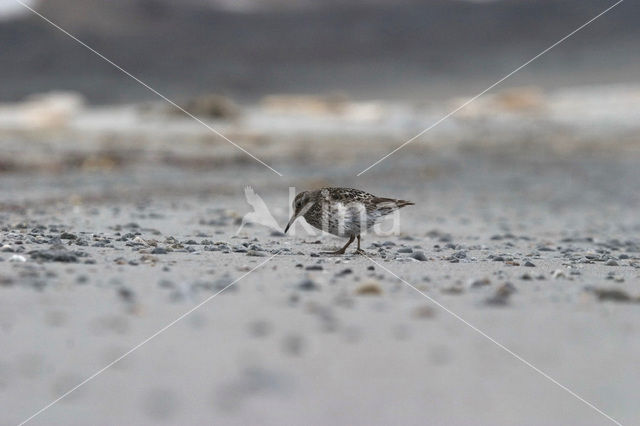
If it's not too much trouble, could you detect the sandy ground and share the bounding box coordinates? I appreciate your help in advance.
[1,148,640,425]
[1,90,640,425]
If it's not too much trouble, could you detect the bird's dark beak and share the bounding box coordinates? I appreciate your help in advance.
[284,213,297,234]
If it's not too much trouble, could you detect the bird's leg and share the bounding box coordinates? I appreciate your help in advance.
[322,235,355,255]
[354,235,366,255]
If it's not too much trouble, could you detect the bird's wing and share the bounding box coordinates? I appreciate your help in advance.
[323,187,370,203]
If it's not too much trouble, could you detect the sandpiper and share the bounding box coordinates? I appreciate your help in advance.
[284,187,414,255]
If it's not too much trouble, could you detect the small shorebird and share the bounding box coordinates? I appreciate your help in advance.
[284,187,414,255]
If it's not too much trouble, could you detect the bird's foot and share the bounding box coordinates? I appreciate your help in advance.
[353,249,367,256]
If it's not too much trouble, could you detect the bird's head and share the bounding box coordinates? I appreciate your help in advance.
[284,190,314,233]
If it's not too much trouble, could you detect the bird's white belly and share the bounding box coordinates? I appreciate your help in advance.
[319,203,375,237]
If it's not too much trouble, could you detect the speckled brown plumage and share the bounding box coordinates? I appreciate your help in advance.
[284,187,414,254]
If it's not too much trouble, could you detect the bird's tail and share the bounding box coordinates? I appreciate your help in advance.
[395,199,415,208]
[373,197,415,209]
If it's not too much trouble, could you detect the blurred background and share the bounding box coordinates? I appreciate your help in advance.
[1,0,639,103]
[0,0,639,199]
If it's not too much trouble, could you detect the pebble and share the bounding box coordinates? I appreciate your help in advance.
[131,236,148,246]
[118,287,135,302]
[9,254,26,262]
[356,282,382,295]
[524,261,536,267]
[412,305,436,319]
[469,278,490,288]
[30,249,79,263]
[485,282,516,306]
[592,288,633,303]
[297,279,318,291]
[605,259,619,266]
[151,247,168,255]
[410,251,427,261]
[0,275,14,286]
[397,247,413,253]
[305,265,323,271]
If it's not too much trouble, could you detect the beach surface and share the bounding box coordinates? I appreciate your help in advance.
[1,88,640,425]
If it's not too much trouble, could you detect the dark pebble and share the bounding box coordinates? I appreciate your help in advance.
[411,251,427,261]
[305,265,323,271]
[485,282,516,306]
[29,249,78,263]
[336,268,352,276]
[470,278,490,288]
[118,287,135,302]
[298,279,318,291]
[592,288,632,302]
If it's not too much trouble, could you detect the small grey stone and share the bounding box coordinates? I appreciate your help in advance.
[29,249,78,263]
[524,261,536,267]
[485,282,516,306]
[305,265,323,271]
[151,247,168,255]
[469,278,490,288]
[592,288,632,302]
[118,287,135,302]
[336,268,352,276]
[606,259,619,266]
[297,279,318,291]
[410,251,427,261]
